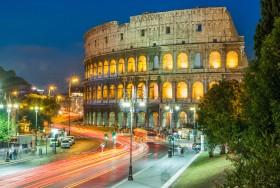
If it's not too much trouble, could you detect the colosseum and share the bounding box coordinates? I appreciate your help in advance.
[83,7,248,133]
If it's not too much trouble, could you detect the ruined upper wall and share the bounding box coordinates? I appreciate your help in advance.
[84,7,242,58]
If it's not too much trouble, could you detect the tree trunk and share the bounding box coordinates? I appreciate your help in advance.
[209,147,214,157]
[220,144,226,155]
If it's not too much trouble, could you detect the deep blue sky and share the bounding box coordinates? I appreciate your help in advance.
[0,0,261,93]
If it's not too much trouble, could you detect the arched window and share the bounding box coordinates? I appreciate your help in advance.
[93,63,97,76]
[103,85,108,99]
[226,51,238,68]
[89,87,92,99]
[194,53,202,69]
[98,62,103,75]
[110,59,116,74]
[137,83,145,99]
[162,82,172,99]
[127,84,134,99]
[192,82,204,100]
[118,58,125,74]
[149,83,159,99]
[138,56,147,72]
[97,86,102,100]
[128,57,136,73]
[109,85,115,99]
[92,87,96,99]
[104,60,109,75]
[118,84,124,99]
[179,112,188,126]
[153,56,159,70]
[89,64,93,77]
[163,54,173,70]
[209,81,219,90]
[176,82,188,99]
[177,53,188,69]
[209,51,221,69]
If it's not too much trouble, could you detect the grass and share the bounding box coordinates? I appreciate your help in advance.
[171,152,234,188]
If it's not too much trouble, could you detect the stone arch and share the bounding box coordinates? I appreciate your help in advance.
[226,51,238,68]
[137,112,146,127]
[104,60,109,75]
[149,112,158,128]
[118,58,125,74]
[128,57,136,73]
[109,85,115,99]
[194,53,202,68]
[153,56,159,70]
[176,82,188,99]
[162,82,172,99]
[163,53,173,70]
[98,61,103,75]
[103,85,108,99]
[118,84,124,99]
[138,56,147,72]
[117,112,124,128]
[179,111,188,127]
[97,112,101,126]
[137,83,145,99]
[109,112,115,127]
[149,82,159,99]
[177,52,188,69]
[93,63,97,76]
[97,86,102,100]
[92,86,96,99]
[192,81,204,100]
[127,84,134,99]
[103,112,108,126]
[110,59,116,74]
[209,51,221,69]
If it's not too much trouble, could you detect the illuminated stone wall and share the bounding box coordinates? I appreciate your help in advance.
[83,7,248,130]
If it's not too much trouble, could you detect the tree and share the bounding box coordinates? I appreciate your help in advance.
[222,17,280,188]
[254,0,280,58]
[197,80,243,157]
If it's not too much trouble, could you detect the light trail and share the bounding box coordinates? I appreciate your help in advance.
[0,126,148,188]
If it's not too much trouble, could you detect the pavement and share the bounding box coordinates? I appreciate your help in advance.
[111,146,201,188]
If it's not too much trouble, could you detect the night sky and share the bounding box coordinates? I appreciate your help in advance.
[0,0,261,93]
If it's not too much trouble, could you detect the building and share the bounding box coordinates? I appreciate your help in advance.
[83,7,248,131]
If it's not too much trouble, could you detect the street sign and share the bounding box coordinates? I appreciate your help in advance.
[100,143,105,148]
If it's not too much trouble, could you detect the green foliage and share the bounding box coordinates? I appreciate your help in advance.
[254,0,280,58]
[198,80,243,152]
[0,110,9,142]
[19,94,60,131]
[222,18,280,187]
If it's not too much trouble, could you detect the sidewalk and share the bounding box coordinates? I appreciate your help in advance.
[0,142,63,166]
[112,149,201,188]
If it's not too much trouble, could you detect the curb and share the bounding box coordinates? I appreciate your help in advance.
[161,151,202,188]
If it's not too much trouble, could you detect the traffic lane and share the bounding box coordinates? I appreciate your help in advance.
[0,138,101,178]
[73,142,169,188]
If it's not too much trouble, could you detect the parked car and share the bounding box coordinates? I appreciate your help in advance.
[67,136,75,144]
[61,140,71,148]
[50,138,60,147]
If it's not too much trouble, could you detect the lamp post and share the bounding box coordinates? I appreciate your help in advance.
[0,102,19,162]
[48,85,55,98]
[31,106,42,146]
[190,107,196,143]
[121,93,145,181]
[165,104,179,156]
[68,77,79,136]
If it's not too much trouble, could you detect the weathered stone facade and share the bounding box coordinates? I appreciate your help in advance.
[83,7,248,130]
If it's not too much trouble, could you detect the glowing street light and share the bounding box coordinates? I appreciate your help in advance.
[48,85,56,98]
[68,76,79,136]
[121,89,146,181]
[30,106,43,146]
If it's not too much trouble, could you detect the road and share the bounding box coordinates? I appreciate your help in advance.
[0,125,196,187]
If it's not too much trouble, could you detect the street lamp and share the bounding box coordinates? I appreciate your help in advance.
[30,106,42,146]
[121,92,145,181]
[68,77,79,136]
[48,85,56,98]
[165,104,180,156]
[190,107,196,143]
[0,102,19,162]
